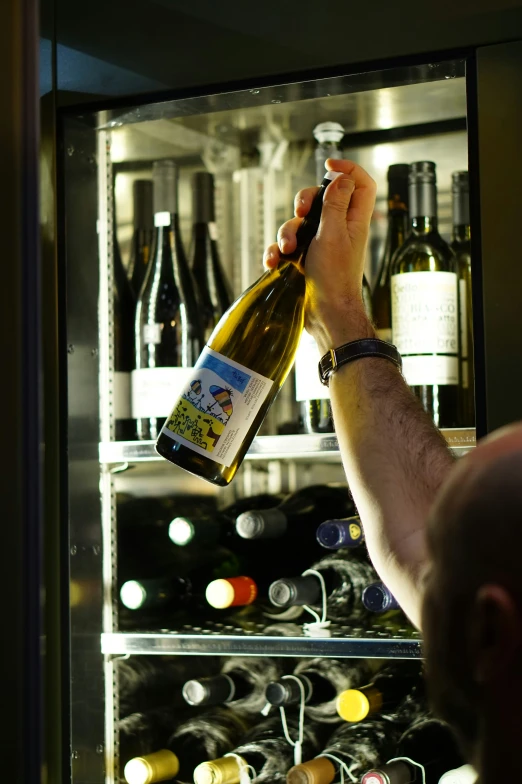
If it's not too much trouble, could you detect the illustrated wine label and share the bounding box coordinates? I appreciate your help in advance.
[295,330,329,402]
[459,278,469,389]
[391,271,458,386]
[132,367,194,418]
[160,347,273,466]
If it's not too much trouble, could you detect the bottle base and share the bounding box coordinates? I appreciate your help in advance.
[155,433,232,486]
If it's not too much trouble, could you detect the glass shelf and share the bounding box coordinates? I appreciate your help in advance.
[102,621,422,659]
[99,428,476,464]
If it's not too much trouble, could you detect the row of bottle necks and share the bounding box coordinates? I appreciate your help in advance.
[116,487,403,628]
[113,156,474,447]
[118,655,473,784]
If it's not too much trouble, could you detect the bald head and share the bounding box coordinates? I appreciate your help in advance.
[428,422,522,602]
[422,422,522,761]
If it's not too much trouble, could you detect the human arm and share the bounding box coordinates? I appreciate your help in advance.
[264,159,455,628]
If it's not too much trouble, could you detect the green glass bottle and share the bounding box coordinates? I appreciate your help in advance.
[391,162,459,428]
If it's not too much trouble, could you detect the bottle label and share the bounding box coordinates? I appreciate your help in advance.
[391,271,459,385]
[143,323,162,344]
[295,331,329,401]
[113,371,131,419]
[160,347,273,467]
[375,327,392,343]
[131,367,194,418]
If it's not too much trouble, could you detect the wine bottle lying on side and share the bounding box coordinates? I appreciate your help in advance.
[123,707,249,784]
[193,716,321,784]
[265,657,371,724]
[360,718,464,784]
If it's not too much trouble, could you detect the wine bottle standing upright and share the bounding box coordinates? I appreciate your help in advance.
[194,715,321,784]
[287,718,403,784]
[113,210,137,440]
[265,657,371,724]
[391,162,459,427]
[372,164,409,342]
[361,718,464,784]
[294,123,344,435]
[156,171,342,486]
[183,656,282,714]
[451,171,474,426]
[191,171,233,341]
[134,160,204,440]
[128,179,154,298]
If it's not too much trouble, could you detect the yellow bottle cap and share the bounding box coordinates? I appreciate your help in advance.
[336,689,371,722]
[194,756,242,784]
[287,757,337,784]
[124,750,179,784]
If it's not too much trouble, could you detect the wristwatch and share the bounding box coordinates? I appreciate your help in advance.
[318,338,402,387]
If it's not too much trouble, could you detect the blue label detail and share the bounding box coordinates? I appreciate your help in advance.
[197,352,251,393]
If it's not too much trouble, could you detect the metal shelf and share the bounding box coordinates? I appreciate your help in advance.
[99,429,475,465]
[102,622,422,659]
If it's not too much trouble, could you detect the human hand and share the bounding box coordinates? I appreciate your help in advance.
[263,159,377,354]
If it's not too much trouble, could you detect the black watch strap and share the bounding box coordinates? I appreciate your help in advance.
[318,338,402,386]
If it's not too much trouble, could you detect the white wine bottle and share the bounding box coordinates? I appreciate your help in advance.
[156,171,341,486]
[391,162,459,428]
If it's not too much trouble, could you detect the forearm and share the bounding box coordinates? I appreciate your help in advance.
[316,311,455,628]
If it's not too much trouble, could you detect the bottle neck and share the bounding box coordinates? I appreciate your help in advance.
[411,215,438,234]
[452,223,470,243]
[408,181,437,233]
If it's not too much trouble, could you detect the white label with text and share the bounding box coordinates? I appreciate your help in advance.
[132,367,194,418]
[391,270,458,385]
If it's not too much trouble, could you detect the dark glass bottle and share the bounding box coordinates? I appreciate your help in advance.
[168,493,281,549]
[362,582,400,613]
[235,485,355,542]
[288,718,403,784]
[336,664,423,723]
[128,179,154,298]
[134,160,204,441]
[391,162,459,428]
[361,719,464,784]
[122,706,249,783]
[269,549,377,623]
[118,655,219,717]
[265,657,370,724]
[183,656,282,714]
[193,715,321,784]
[118,546,244,627]
[191,171,232,341]
[372,164,409,342]
[113,210,137,441]
[315,516,363,550]
[451,171,474,427]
